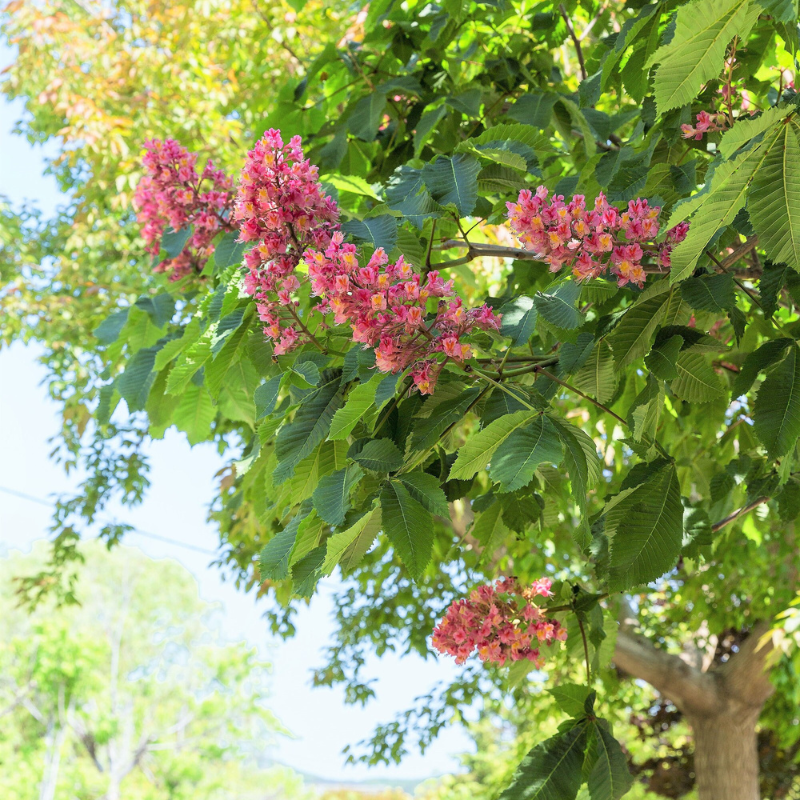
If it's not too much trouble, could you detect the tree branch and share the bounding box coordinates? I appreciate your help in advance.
[613,628,722,715]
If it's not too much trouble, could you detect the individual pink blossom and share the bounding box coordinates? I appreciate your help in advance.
[506,187,687,287]
[306,237,500,394]
[134,139,236,280]
[234,128,340,352]
[681,110,730,141]
[431,577,566,667]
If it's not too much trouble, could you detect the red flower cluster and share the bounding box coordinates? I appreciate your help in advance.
[432,577,566,667]
[681,110,731,140]
[235,129,340,354]
[306,236,501,393]
[506,188,688,287]
[134,139,235,280]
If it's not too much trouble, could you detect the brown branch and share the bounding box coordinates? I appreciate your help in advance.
[711,496,769,533]
[559,4,588,81]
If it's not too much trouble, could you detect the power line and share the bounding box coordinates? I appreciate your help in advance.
[0,485,217,556]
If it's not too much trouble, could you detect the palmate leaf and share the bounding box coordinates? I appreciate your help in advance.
[587,721,634,800]
[648,0,759,114]
[572,341,617,404]
[732,337,794,396]
[350,438,403,472]
[409,387,481,451]
[328,374,381,439]
[312,464,363,527]
[501,296,538,346]
[607,284,675,367]
[535,281,583,330]
[748,117,800,270]
[718,103,794,158]
[395,472,449,517]
[670,352,726,403]
[753,344,800,458]
[605,461,683,592]
[380,481,434,579]
[422,153,481,216]
[550,417,601,507]
[490,415,563,493]
[500,723,589,800]
[274,371,344,484]
[449,409,540,480]
[471,501,509,559]
[173,384,216,445]
[118,345,159,412]
[669,137,775,282]
[321,506,382,576]
[341,215,398,253]
[680,273,735,312]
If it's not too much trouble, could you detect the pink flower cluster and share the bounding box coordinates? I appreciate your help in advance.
[306,237,501,394]
[681,110,731,140]
[506,188,689,287]
[235,129,340,354]
[432,577,566,667]
[134,139,235,280]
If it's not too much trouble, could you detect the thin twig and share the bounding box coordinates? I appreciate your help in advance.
[711,497,769,533]
[535,367,627,427]
[559,4,587,80]
[577,615,592,684]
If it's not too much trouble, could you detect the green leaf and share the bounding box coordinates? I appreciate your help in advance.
[380,481,434,579]
[395,472,449,517]
[680,273,735,312]
[501,296,538,346]
[348,92,387,141]
[94,309,129,344]
[118,346,158,411]
[608,285,674,367]
[274,371,343,484]
[255,374,283,419]
[669,142,772,283]
[670,352,725,403]
[173,384,216,445]
[490,416,563,493]
[587,721,633,800]
[214,231,249,268]
[321,506,382,575]
[217,358,258,427]
[312,465,363,527]
[548,684,592,718]
[329,374,381,439]
[500,724,589,800]
[260,515,304,581]
[535,281,583,330]
[414,105,448,155]
[748,118,800,270]
[322,173,381,200]
[422,154,481,216]
[572,341,617,404]
[161,226,191,258]
[449,410,539,480]
[605,461,683,591]
[471,501,509,558]
[350,438,403,472]
[732,338,794,396]
[648,0,759,114]
[551,417,601,506]
[718,104,794,159]
[342,215,398,252]
[645,335,684,381]
[409,388,481,451]
[753,344,800,458]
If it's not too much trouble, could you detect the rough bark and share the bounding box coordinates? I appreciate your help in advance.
[614,619,776,800]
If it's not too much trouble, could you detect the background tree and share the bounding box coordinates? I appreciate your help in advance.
[4,0,800,799]
[0,542,312,800]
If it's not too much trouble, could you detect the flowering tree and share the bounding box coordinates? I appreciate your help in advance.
[5,0,800,798]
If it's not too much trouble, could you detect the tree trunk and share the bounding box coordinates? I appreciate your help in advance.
[614,619,776,800]
[689,707,761,800]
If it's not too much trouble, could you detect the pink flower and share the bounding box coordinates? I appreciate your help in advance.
[506,186,682,288]
[134,139,236,280]
[431,577,566,667]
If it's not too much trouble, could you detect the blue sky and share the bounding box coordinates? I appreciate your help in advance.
[0,67,470,784]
